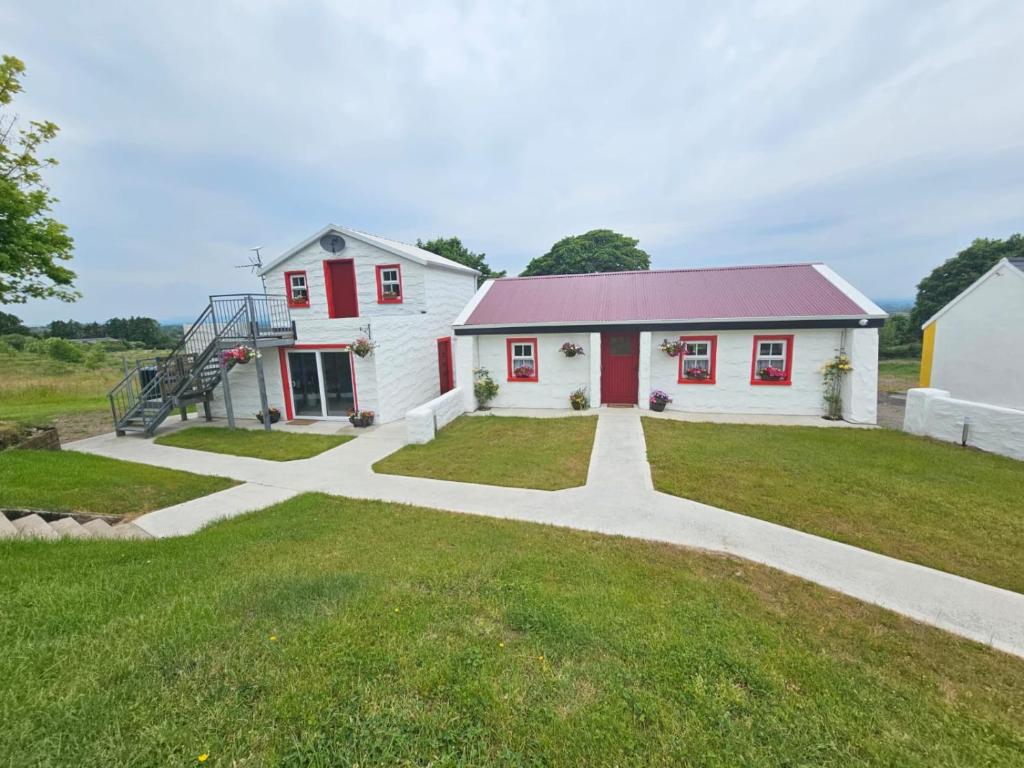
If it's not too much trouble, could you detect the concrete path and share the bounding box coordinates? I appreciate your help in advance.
[67,412,1024,658]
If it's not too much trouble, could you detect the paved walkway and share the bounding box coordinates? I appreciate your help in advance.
[67,412,1024,658]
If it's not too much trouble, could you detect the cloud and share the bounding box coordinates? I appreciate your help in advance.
[4,0,1023,322]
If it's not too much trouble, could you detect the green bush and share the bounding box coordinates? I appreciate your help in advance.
[84,346,107,369]
[44,337,85,363]
[101,339,129,352]
[879,342,922,359]
[0,333,31,351]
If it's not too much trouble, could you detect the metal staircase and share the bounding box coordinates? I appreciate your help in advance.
[108,294,294,436]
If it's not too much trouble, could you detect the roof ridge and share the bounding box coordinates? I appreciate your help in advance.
[496,263,824,281]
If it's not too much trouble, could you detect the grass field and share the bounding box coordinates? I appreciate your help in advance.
[156,426,354,461]
[0,450,237,517]
[2,493,1022,765]
[0,348,168,441]
[878,357,920,393]
[373,415,597,490]
[644,419,1024,593]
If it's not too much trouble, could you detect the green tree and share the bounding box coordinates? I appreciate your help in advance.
[417,236,505,280]
[520,229,650,276]
[0,309,27,333]
[909,235,1024,331]
[46,318,82,338]
[0,55,76,305]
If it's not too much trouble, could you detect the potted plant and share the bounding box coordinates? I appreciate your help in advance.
[513,364,535,379]
[684,367,710,380]
[821,353,853,420]
[649,390,672,412]
[473,367,499,410]
[347,409,376,427]
[560,342,585,358]
[758,366,787,381]
[568,387,589,410]
[351,337,377,358]
[255,406,281,424]
[659,339,684,357]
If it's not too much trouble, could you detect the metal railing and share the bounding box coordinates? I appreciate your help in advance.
[108,293,293,433]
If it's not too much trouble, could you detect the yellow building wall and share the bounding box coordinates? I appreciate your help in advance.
[919,322,935,387]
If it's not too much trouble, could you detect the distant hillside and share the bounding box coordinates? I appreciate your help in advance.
[875,298,913,314]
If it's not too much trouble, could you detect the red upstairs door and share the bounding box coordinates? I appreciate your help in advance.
[601,332,640,405]
[437,337,454,394]
[324,259,359,318]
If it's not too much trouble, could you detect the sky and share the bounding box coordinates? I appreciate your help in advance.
[3,0,1023,325]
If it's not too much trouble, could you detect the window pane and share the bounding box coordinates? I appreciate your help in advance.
[288,352,321,416]
[322,352,354,416]
[609,336,633,356]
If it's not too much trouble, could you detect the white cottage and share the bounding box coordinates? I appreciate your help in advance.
[202,225,479,424]
[452,264,886,422]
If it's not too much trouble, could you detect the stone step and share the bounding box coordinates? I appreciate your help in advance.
[11,514,59,540]
[0,514,17,539]
[110,523,152,540]
[49,517,89,539]
[81,519,115,539]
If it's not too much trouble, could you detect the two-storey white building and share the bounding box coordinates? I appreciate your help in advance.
[205,225,479,424]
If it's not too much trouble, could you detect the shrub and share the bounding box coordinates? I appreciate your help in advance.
[879,342,922,360]
[84,346,108,369]
[101,339,130,352]
[45,337,84,362]
[0,333,31,351]
[473,367,499,408]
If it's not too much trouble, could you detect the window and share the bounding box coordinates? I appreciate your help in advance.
[285,270,309,308]
[750,334,794,385]
[678,335,716,384]
[376,264,403,303]
[506,337,538,382]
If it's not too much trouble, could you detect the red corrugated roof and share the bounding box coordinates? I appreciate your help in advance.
[463,264,870,326]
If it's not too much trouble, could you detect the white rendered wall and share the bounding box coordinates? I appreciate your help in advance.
[840,328,878,424]
[405,387,468,444]
[637,331,652,409]
[477,333,593,409]
[647,328,846,416]
[455,335,478,411]
[205,357,286,420]
[929,266,1024,410]
[588,332,602,407]
[904,387,1024,461]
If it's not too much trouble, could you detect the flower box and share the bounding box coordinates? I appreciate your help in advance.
[684,368,710,380]
[513,365,535,379]
[758,366,787,381]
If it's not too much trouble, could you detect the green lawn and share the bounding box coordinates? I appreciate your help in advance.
[0,450,237,517]
[878,357,921,393]
[373,415,597,490]
[155,426,354,461]
[1,494,1022,765]
[643,419,1024,593]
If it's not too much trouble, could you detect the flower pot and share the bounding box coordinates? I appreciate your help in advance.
[650,400,667,412]
[256,410,281,424]
[571,401,586,411]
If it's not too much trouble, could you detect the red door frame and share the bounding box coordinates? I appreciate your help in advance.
[600,331,640,404]
[437,336,454,394]
[323,259,359,318]
[278,345,359,420]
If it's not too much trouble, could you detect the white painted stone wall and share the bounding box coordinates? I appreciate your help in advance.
[476,333,593,409]
[405,387,468,444]
[929,264,1024,410]
[204,356,287,420]
[840,328,878,424]
[455,334,478,411]
[904,387,1024,461]
[647,328,845,416]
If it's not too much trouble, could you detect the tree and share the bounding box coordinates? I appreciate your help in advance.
[416,236,505,279]
[0,309,27,334]
[909,234,1024,331]
[520,229,650,276]
[0,54,76,305]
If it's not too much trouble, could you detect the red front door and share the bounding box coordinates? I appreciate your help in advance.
[601,332,639,404]
[437,337,454,394]
[324,259,358,318]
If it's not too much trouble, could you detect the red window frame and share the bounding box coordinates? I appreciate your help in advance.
[375,264,404,304]
[750,334,794,386]
[284,270,309,308]
[677,335,717,384]
[506,337,539,382]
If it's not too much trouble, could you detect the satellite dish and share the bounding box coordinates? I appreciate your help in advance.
[319,234,347,254]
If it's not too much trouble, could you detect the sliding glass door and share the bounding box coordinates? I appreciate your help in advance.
[286,349,355,419]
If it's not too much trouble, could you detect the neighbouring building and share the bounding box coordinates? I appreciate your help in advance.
[452,264,886,422]
[904,257,1024,460]
[204,225,479,424]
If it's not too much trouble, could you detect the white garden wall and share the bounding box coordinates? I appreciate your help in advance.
[405,387,467,444]
[904,387,1024,461]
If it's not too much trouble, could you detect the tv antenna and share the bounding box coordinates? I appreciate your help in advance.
[236,246,266,292]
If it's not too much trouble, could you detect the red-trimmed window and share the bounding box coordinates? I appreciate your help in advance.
[678,336,717,384]
[375,264,403,303]
[285,270,309,308]
[751,334,794,385]
[506,337,538,382]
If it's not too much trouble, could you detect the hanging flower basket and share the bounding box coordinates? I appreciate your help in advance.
[649,390,672,412]
[351,337,377,358]
[659,339,684,357]
[560,342,585,358]
[758,366,787,381]
[222,345,258,366]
